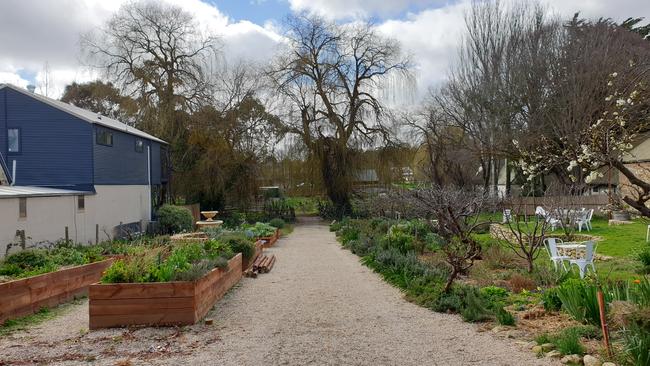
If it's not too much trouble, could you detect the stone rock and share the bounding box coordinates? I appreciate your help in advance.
[532,346,543,354]
[492,325,505,333]
[546,350,562,358]
[561,354,583,364]
[526,341,538,349]
[602,362,616,366]
[583,355,602,366]
[541,343,555,352]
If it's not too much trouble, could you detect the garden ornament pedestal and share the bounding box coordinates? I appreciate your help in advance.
[196,210,223,229]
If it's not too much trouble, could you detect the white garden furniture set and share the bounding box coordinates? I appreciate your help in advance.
[543,238,597,278]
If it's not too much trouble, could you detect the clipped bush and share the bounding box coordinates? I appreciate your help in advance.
[157,205,194,234]
[220,234,255,260]
[269,218,286,229]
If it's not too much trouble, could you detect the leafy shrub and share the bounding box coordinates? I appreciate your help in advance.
[424,232,443,252]
[171,258,228,281]
[101,257,151,284]
[557,279,602,325]
[242,222,276,237]
[553,327,585,355]
[541,287,563,312]
[4,250,50,270]
[496,307,516,326]
[480,286,510,307]
[264,200,295,222]
[381,229,416,254]
[222,212,245,229]
[157,205,194,234]
[221,235,255,260]
[269,218,286,229]
[203,239,235,259]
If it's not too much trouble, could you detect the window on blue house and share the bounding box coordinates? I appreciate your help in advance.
[8,128,20,152]
[96,130,113,146]
[135,139,144,153]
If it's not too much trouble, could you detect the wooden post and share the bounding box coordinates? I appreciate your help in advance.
[95,224,99,244]
[65,226,69,242]
[597,290,612,357]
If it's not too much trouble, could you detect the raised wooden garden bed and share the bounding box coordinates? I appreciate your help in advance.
[242,240,264,271]
[0,258,114,324]
[88,254,243,329]
[258,229,281,249]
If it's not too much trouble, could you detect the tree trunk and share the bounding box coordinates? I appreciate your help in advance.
[505,159,512,197]
[317,138,353,218]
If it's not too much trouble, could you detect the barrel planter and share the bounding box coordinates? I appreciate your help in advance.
[242,240,264,271]
[258,229,281,249]
[0,258,114,324]
[88,253,242,329]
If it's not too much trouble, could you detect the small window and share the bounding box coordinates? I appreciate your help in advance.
[96,130,113,146]
[135,139,144,153]
[19,197,26,218]
[8,128,20,153]
[77,195,85,211]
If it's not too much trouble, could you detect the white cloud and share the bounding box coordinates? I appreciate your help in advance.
[0,0,283,98]
[287,0,448,19]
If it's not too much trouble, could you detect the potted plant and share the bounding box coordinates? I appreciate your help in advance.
[604,197,631,221]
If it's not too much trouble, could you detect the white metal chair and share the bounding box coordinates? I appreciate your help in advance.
[544,238,570,272]
[569,241,597,278]
[503,209,512,223]
[576,209,594,232]
[537,206,561,230]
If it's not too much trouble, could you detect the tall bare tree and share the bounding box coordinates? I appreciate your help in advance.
[81,0,219,142]
[267,15,410,216]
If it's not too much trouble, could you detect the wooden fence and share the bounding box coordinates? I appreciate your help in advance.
[505,195,609,215]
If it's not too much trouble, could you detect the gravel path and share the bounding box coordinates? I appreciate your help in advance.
[0,219,554,366]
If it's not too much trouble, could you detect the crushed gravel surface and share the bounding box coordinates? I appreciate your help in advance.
[0,218,556,365]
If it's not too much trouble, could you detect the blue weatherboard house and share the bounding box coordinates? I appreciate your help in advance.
[0,83,169,255]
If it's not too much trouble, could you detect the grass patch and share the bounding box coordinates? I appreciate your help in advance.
[0,298,82,337]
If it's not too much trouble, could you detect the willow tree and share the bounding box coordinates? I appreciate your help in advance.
[267,15,410,217]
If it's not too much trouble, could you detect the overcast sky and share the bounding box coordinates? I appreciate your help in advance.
[0,0,648,99]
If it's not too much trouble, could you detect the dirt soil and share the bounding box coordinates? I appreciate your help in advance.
[0,218,557,365]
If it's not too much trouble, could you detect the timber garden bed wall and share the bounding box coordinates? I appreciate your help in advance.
[88,253,243,329]
[243,240,263,271]
[0,258,114,324]
[259,229,280,249]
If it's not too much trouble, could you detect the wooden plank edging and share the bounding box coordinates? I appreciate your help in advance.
[0,258,114,324]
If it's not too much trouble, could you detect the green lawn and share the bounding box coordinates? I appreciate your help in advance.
[476,214,649,280]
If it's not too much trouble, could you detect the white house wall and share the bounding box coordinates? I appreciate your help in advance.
[0,185,150,257]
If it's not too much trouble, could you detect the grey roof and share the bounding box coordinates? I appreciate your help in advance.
[0,84,166,144]
[0,185,93,199]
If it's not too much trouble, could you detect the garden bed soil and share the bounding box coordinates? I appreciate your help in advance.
[88,253,242,329]
[0,258,114,324]
[259,229,280,249]
[242,240,263,271]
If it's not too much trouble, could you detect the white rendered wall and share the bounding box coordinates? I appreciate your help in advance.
[0,185,150,257]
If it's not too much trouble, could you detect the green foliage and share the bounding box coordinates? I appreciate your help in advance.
[221,235,255,260]
[285,196,319,215]
[242,222,276,237]
[269,218,286,229]
[553,327,585,355]
[101,257,151,284]
[157,205,194,234]
[480,286,510,306]
[557,279,602,325]
[637,246,650,273]
[624,307,650,366]
[380,230,416,255]
[461,289,493,322]
[264,199,296,223]
[496,307,516,326]
[4,250,50,269]
[171,258,228,281]
[541,287,563,312]
[535,333,552,345]
[203,239,235,259]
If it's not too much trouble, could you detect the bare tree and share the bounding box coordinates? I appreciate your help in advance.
[399,186,495,292]
[267,15,411,216]
[81,0,219,141]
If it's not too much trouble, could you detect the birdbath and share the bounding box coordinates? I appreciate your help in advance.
[196,211,223,230]
[201,211,219,221]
